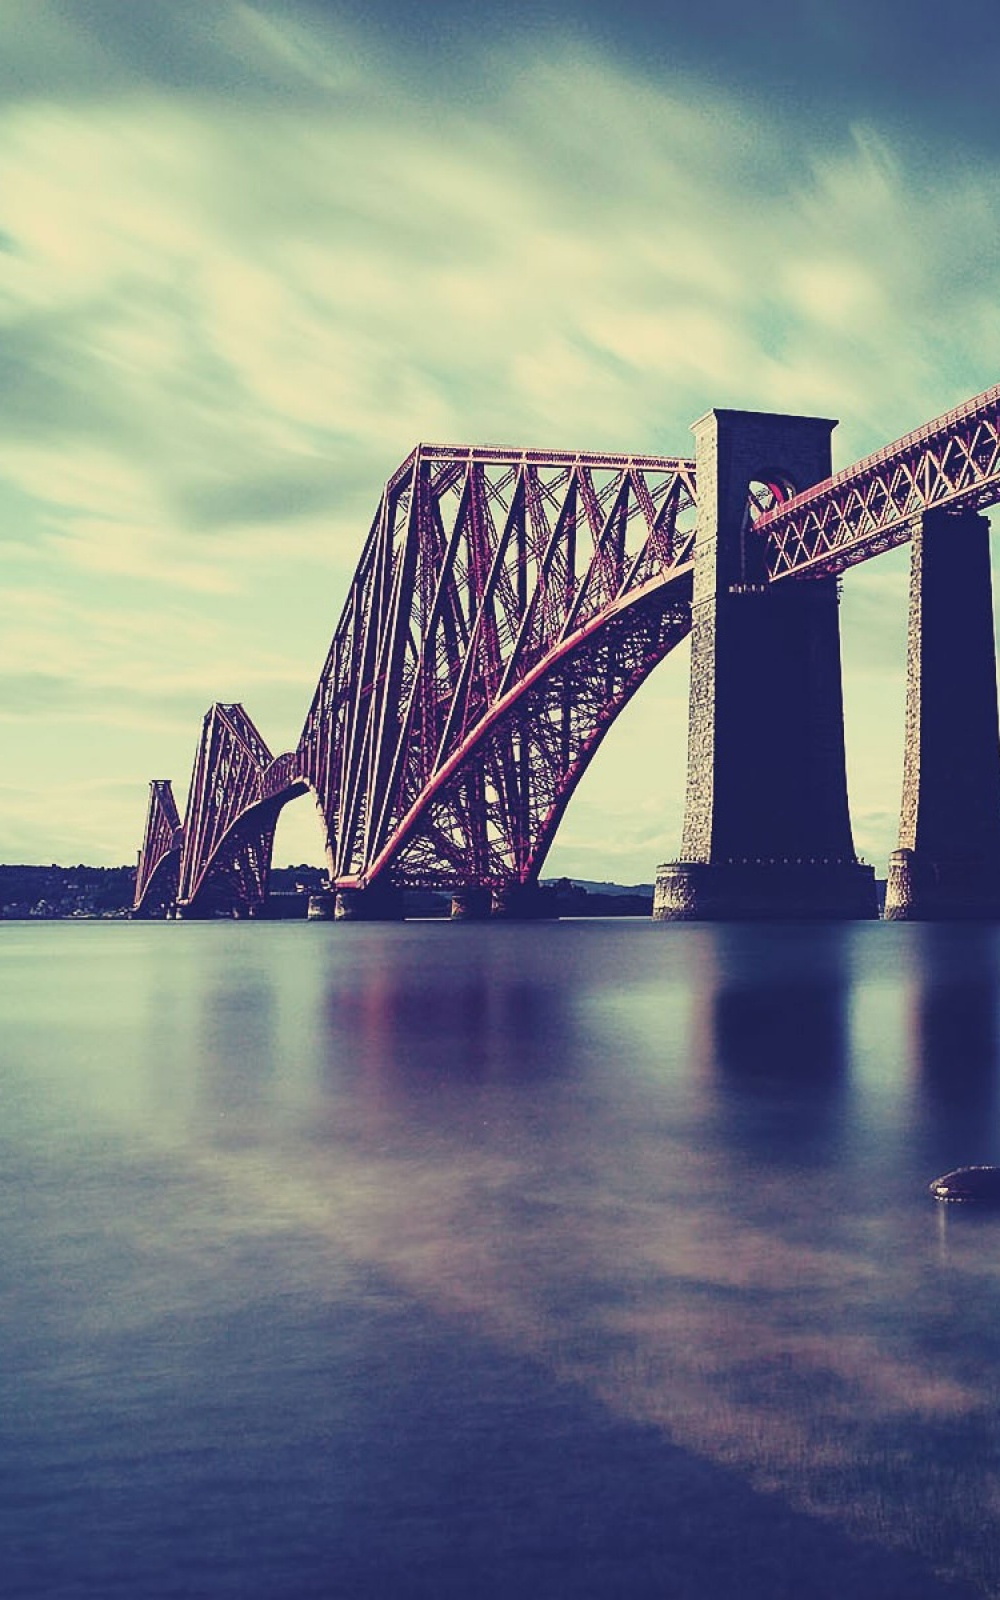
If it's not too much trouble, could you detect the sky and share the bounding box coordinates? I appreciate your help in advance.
[2,0,1000,882]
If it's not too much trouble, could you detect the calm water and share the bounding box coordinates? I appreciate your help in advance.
[4,919,1000,1598]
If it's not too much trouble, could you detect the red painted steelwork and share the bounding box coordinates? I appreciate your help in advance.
[297,447,697,890]
[133,779,183,912]
[135,381,1000,913]
[760,384,1000,578]
[357,573,692,889]
[175,703,305,915]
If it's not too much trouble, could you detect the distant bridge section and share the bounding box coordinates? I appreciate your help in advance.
[173,703,306,917]
[133,779,183,914]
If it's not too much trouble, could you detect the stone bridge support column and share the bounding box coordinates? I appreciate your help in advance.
[489,882,557,920]
[884,508,1000,919]
[654,408,876,921]
[333,882,405,920]
[450,888,493,921]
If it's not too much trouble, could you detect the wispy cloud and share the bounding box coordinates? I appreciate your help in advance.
[0,1,998,863]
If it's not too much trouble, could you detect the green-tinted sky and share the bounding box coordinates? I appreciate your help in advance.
[1,0,998,877]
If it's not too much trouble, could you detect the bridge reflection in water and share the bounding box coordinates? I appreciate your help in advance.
[8,919,1000,1598]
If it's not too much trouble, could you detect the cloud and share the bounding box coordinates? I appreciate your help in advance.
[0,586,315,722]
[0,2,998,863]
[0,776,149,863]
[0,0,368,104]
[2,26,996,537]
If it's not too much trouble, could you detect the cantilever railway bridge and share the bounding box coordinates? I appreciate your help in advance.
[134,384,1000,921]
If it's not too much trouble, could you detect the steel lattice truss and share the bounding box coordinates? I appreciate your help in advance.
[380,585,692,888]
[173,703,302,913]
[134,381,1000,913]
[761,383,1000,578]
[297,446,696,889]
[133,779,183,913]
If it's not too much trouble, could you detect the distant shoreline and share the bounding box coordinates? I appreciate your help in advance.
[0,864,656,920]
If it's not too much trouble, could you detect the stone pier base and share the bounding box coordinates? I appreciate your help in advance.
[490,883,558,921]
[333,884,405,921]
[886,509,1000,921]
[450,888,493,921]
[653,860,878,921]
[884,849,1000,921]
[306,892,337,920]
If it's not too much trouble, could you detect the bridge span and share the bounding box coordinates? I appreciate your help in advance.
[135,386,1000,922]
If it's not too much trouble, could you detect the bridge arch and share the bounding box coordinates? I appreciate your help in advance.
[133,779,184,916]
[133,837,182,917]
[179,780,309,918]
[358,569,692,891]
[296,444,696,898]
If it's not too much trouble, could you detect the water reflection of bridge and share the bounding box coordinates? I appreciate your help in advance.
[135,388,1000,922]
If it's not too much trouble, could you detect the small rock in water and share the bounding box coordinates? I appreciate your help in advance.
[929,1165,1000,1204]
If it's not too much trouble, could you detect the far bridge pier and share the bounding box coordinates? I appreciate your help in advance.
[885,507,1000,919]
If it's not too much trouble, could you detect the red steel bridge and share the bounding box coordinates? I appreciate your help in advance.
[134,383,1000,919]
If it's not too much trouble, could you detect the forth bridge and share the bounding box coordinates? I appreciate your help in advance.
[134,388,1000,923]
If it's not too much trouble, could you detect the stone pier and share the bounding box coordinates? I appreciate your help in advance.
[306,891,337,920]
[654,407,876,921]
[884,508,1000,919]
[333,883,405,921]
[450,888,493,921]
[489,882,557,920]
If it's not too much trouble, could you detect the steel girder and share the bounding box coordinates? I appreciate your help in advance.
[760,383,1000,579]
[374,577,693,889]
[177,703,304,914]
[296,446,697,889]
[133,779,184,913]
